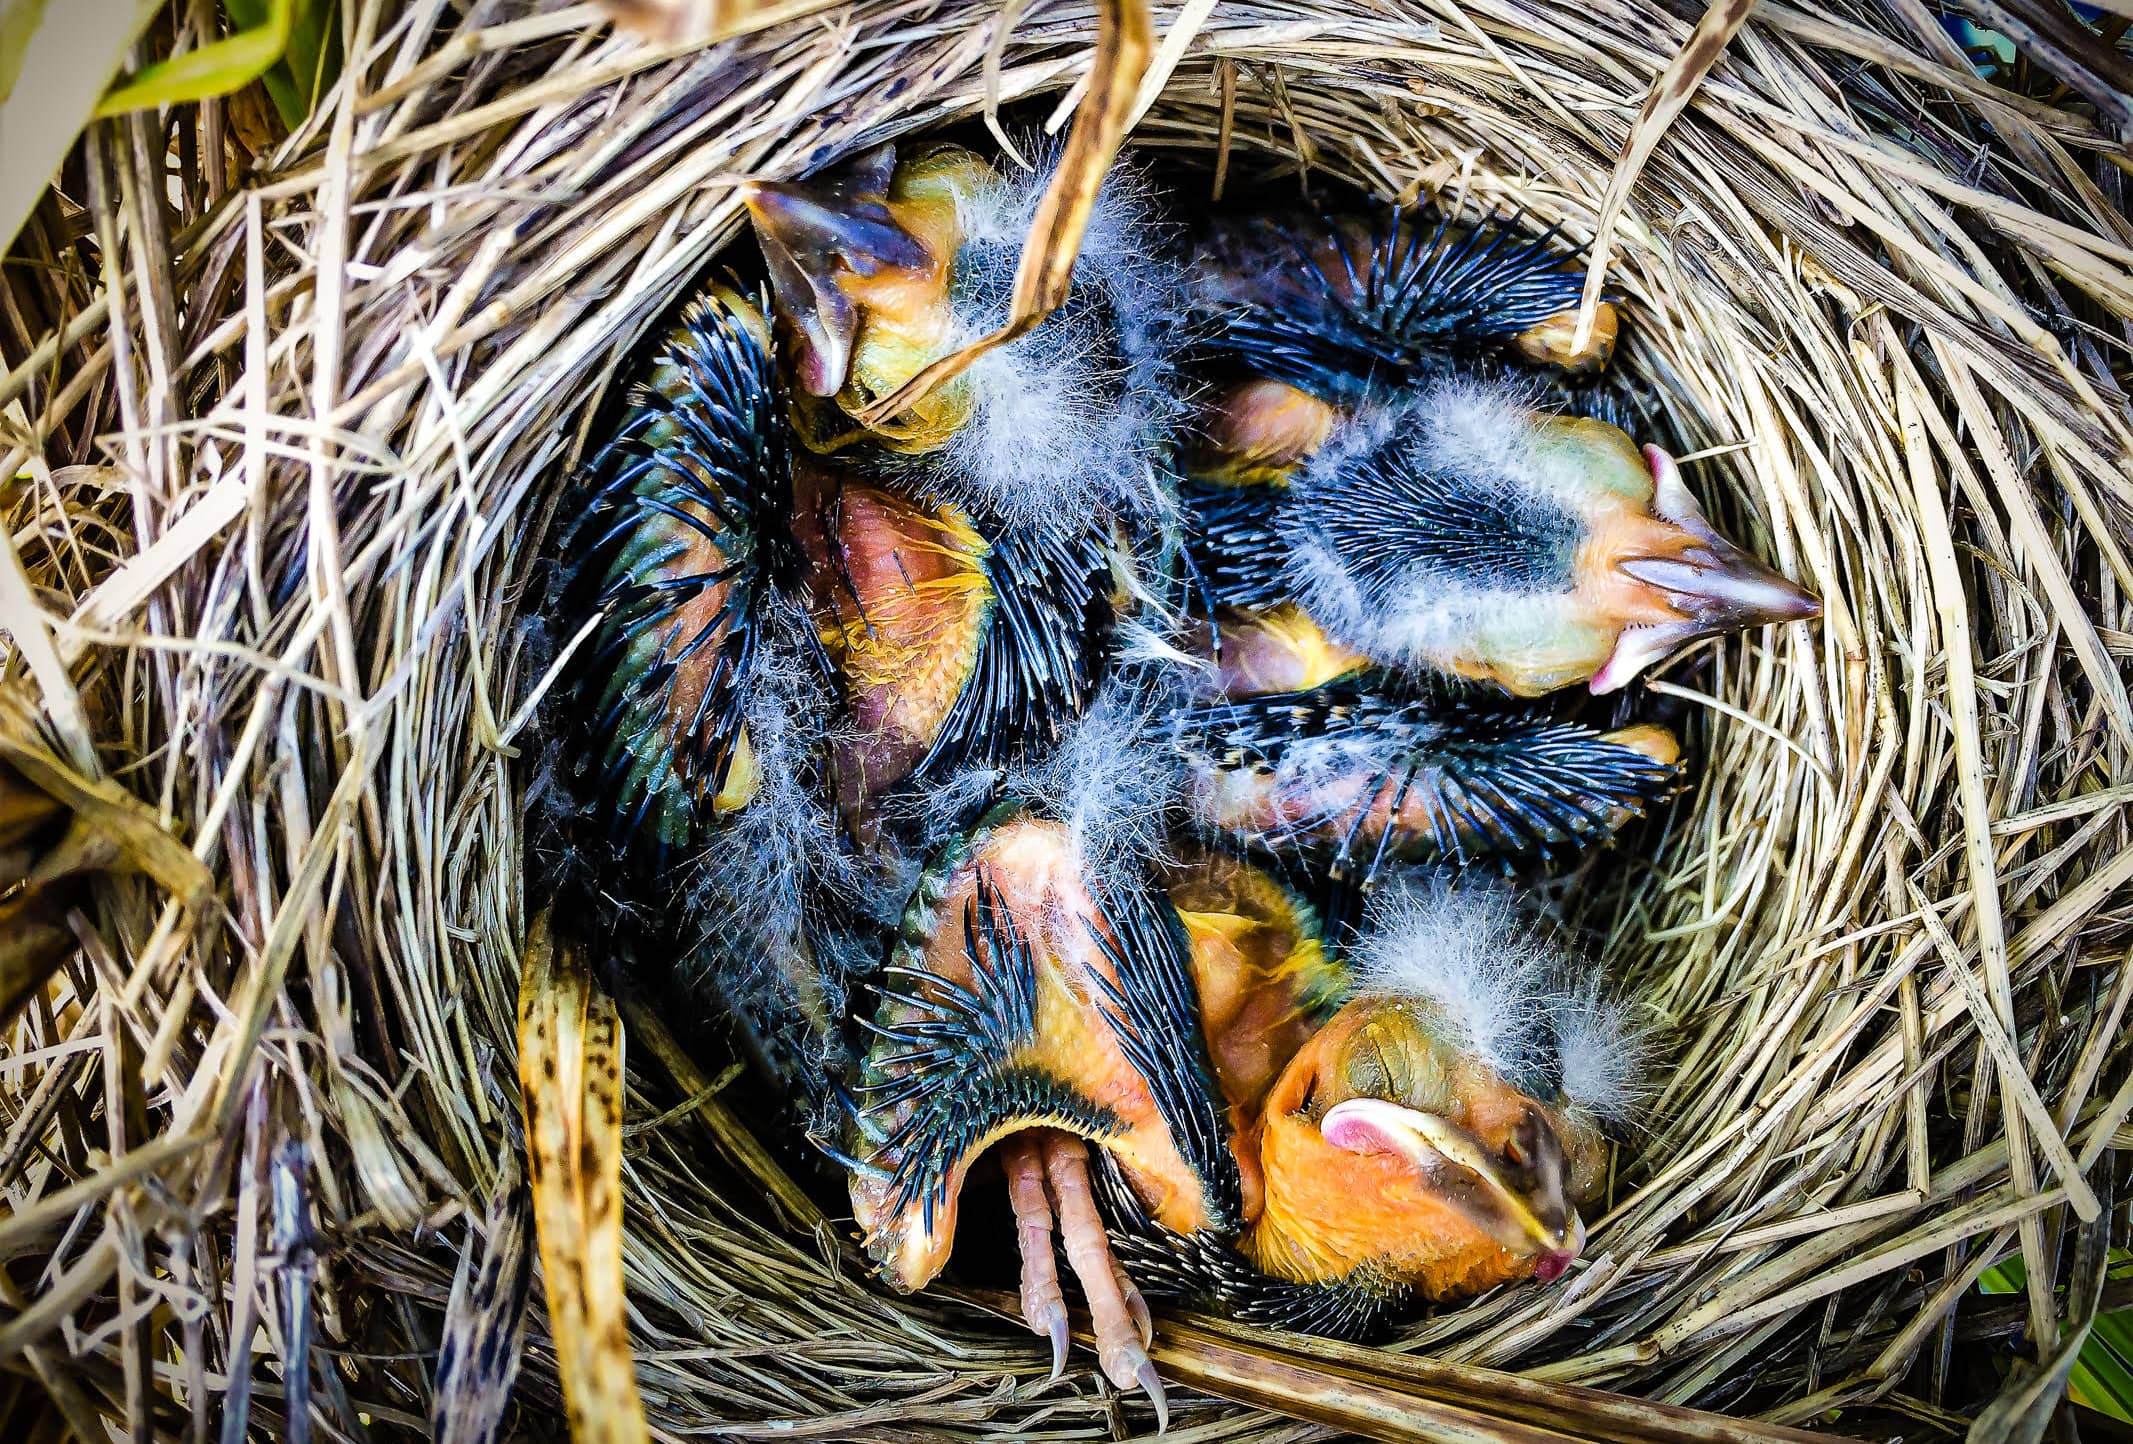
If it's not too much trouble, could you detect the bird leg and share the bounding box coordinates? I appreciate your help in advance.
[999,1132,1068,1379]
[1001,1129,1165,1425]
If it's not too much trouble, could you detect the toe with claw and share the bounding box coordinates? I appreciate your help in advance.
[1004,1129,1166,1420]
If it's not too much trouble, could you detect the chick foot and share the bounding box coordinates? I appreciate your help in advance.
[1000,1129,1165,1427]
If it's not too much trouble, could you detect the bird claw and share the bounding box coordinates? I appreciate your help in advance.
[1096,1333,1169,1433]
[999,1128,1167,1416]
[1001,1132,1072,1383]
[1041,1302,1069,1383]
[1134,1357,1170,1434]
[1122,1275,1153,1348]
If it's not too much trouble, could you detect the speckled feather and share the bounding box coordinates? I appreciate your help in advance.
[910,519,1114,784]
[564,294,810,875]
[840,806,1236,1243]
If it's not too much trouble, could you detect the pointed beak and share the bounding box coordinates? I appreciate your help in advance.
[1321,1097,1584,1264]
[744,146,932,398]
[1590,446,1820,693]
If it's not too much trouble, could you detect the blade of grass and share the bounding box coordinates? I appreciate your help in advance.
[518,910,651,1444]
[96,0,295,118]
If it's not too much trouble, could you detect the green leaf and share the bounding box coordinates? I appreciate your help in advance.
[94,0,294,119]
[1976,1247,2133,1425]
[2069,1349,2133,1424]
[224,0,340,129]
[281,0,340,119]
[1981,1259,2027,1295]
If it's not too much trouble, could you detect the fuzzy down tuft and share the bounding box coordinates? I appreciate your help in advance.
[1284,377,1591,671]
[680,602,912,1040]
[1350,878,1564,1085]
[1548,971,1653,1125]
[1350,876,1652,1117]
[901,147,1190,529]
[904,663,1193,892]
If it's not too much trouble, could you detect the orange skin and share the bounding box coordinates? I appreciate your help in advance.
[1194,604,1369,697]
[851,819,1216,1291]
[1162,850,1344,1220]
[629,510,752,811]
[1239,1002,1606,1296]
[791,463,990,830]
[623,296,779,813]
[1514,302,1619,374]
[1191,379,1338,484]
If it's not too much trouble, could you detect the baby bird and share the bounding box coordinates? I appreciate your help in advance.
[555,287,807,879]
[559,289,1115,873]
[1186,207,1621,399]
[544,284,905,1068]
[746,140,1178,529]
[840,805,1229,1417]
[742,141,1185,831]
[1127,859,1632,1333]
[835,810,1638,1410]
[1177,208,1820,698]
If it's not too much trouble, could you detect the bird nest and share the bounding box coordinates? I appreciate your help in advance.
[4,2,2131,1440]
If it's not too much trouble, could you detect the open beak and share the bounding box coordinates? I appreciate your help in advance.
[1321,1097,1584,1268]
[744,145,932,398]
[1589,446,1821,693]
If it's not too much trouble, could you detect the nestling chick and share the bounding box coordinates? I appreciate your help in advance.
[554,287,810,877]
[568,279,1115,855]
[747,141,1180,528]
[1184,378,1820,698]
[1117,866,1638,1332]
[542,287,906,1062]
[1185,206,1620,400]
[840,805,1230,1419]
[835,812,1641,1403]
[744,142,1178,833]
[1283,384,1821,695]
[1176,206,1820,697]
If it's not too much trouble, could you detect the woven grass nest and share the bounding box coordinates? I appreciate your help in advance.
[5,2,2133,1440]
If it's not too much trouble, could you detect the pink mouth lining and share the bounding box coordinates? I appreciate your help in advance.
[1321,1106,1402,1157]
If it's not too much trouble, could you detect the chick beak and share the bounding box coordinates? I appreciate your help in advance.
[744,145,932,398]
[1321,1097,1584,1266]
[1589,445,1821,694]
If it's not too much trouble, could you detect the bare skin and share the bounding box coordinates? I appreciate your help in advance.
[1000,1130,1164,1426]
